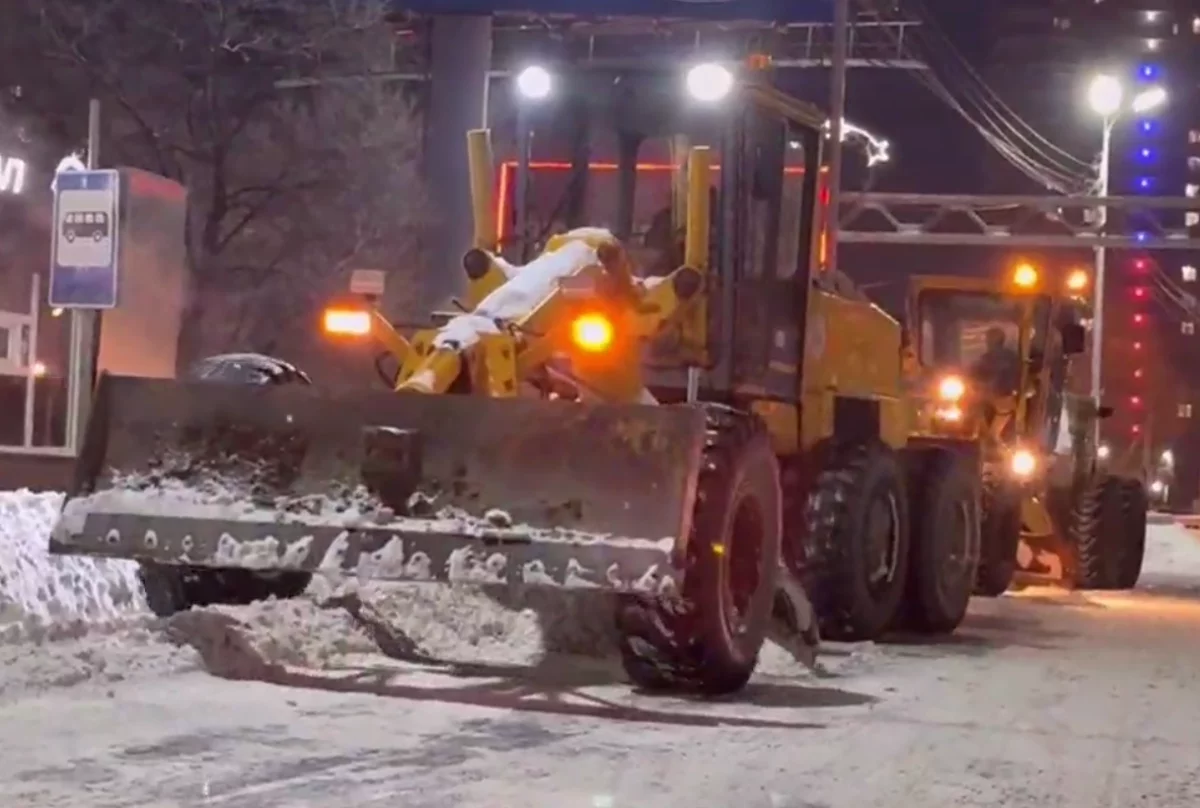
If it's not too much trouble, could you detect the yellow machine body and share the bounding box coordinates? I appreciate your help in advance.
[904,269,1097,586]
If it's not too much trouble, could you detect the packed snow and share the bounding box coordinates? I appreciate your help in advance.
[0,488,709,695]
[12,488,1200,805]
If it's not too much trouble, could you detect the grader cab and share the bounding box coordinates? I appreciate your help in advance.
[51,61,980,695]
[905,265,1148,594]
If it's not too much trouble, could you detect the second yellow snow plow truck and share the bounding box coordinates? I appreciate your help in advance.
[50,61,980,695]
[905,265,1148,595]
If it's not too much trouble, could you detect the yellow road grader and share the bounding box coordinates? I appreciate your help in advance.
[50,61,981,694]
[904,265,1148,595]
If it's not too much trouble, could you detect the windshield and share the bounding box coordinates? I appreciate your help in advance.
[498,72,812,280]
[916,290,1049,377]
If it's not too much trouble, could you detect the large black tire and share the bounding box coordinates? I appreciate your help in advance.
[139,565,311,617]
[138,352,316,616]
[1072,475,1126,589]
[905,452,982,634]
[615,406,783,695]
[1114,478,1148,590]
[803,441,910,642]
[974,469,1021,597]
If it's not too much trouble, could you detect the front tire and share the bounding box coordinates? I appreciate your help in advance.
[974,469,1021,597]
[1072,475,1125,589]
[615,406,782,695]
[803,442,911,641]
[905,452,981,633]
[1114,478,1148,590]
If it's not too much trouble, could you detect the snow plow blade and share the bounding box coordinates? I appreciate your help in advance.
[49,374,707,592]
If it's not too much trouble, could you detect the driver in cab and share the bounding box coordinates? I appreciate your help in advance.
[970,327,1022,397]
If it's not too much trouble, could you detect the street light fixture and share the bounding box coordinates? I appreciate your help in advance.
[1087,75,1123,117]
[1132,85,1168,114]
[1086,73,1167,446]
[686,62,735,103]
[515,65,552,100]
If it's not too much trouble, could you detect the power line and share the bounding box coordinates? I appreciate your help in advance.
[860,0,1095,192]
[903,0,1095,177]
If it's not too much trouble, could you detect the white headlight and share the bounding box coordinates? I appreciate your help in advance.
[1011,449,1037,478]
[938,375,966,401]
[686,63,734,102]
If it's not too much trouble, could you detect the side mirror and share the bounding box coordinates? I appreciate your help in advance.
[1061,323,1086,356]
[1098,405,1115,419]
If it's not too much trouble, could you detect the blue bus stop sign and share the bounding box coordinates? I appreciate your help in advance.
[49,169,121,309]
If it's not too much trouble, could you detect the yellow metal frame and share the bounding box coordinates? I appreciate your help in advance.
[340,142,713,406]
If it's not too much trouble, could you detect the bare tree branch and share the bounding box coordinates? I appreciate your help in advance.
[2,0,436,375]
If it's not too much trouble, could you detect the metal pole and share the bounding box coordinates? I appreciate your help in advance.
[425,15,492,309]
[66,98,102,453]
[825,0,850,271]
[515,104,531,262]
[1090,117,1112,447]
[22,273,40,447]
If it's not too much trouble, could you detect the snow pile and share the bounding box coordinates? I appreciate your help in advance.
[1140,523,1200,590]
[168,580,620,680]
[370,585,618,660]
[166,597,379,679]
[0,490,148,642]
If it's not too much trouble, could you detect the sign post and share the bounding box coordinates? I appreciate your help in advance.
[53,99,110,452]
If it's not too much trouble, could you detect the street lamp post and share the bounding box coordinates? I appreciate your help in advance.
[1086,74,1166,445]
[514,65,552,262]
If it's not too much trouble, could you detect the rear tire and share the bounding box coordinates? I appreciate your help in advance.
[615,406,782,695]
[974,470,1021,597]
[1114,478,1148,590]
[1072,475,1125,589]
[905,452,981,634]
[803,442,910,642]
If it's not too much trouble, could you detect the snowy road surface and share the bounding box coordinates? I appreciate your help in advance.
[5,492,1200,806]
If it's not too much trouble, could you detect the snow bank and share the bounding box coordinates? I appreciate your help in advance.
[1142,524,1200,582]
[0,490,148,643]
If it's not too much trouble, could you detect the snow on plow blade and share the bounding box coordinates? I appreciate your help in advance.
[49,374,707,592]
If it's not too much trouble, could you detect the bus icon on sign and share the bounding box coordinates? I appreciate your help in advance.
[62,211,110,243]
